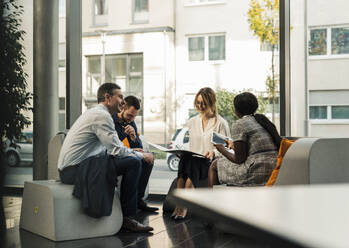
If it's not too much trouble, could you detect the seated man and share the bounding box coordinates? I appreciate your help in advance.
[57,83,154,233]
[113,95,158,212]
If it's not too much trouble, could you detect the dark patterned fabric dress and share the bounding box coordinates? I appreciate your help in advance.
[217,115,278,186]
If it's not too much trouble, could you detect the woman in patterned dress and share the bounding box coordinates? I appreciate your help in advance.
[208,92,281,187]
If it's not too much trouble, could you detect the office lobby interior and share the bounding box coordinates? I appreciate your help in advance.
[2,0,349,247]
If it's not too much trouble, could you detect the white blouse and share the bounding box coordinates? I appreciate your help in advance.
[187,114,230,156]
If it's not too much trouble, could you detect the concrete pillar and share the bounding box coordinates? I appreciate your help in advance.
[33,0,59,180]
[66,0,82,128]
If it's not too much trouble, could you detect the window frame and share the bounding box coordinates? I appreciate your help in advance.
[92,0,108,27]
[132,0,149,24]
[187,33,226,63]
[309,104,349,123]
[308,25,349,60]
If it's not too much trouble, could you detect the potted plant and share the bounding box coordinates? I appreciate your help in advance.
[0,0,32,240]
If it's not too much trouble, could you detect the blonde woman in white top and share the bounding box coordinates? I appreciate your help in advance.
[171,87,230,220]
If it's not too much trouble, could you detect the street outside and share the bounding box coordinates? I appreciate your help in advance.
[4,159,177,194]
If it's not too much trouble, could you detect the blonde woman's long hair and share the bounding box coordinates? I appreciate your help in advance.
[194,87,218,123]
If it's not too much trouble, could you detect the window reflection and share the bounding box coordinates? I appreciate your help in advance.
[188,37,205,61]
[331,28,349,55]
[94,0,107,15]
[309,106,327,120]
[332,106,349,119]
[133,0,149,23]
[209,35,225,61]
[309,29,327,56]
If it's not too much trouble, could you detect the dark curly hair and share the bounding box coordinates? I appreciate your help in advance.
[234,92,281,148]
[233,92,258,116]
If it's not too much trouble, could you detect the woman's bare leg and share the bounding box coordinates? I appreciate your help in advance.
[184,178,195,189]
[208,160,219,188]
[175,178,195,218]
[172,177,186,216]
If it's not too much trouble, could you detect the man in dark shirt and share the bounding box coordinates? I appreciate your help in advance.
[113,95,158,212]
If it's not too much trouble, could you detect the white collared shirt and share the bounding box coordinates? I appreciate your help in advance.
[58,104,143,170]
[187,114,231,156]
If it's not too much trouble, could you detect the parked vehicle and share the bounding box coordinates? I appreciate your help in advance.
[166,128,189,171]
[4,132,33,167]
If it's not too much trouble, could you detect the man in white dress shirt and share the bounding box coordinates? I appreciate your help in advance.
[57,83,154,233]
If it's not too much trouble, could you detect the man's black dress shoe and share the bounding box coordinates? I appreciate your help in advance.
[173,215,186,220]
[122,217,154,232]
[138,200,159,212]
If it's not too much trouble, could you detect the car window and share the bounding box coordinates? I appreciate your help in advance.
[172,128,182,141]
[183,131,189,143]
[16,133,33,144]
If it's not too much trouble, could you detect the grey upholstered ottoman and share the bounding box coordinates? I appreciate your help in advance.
[20,180,123,241]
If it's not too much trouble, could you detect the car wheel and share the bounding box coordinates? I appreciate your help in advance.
[167,155,180,171]
[6,151,20,167]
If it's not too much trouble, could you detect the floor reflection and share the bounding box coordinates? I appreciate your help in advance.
[19,229,122,248]
[3,196,281,248]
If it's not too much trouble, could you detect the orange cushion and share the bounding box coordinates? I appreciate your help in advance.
[122,137,130,148]
[266,138,296,186]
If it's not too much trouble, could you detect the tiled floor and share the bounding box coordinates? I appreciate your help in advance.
[2,195,276,248]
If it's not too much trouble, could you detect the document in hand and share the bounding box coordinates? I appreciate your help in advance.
[147,141,205,158]
[211,132,231,146]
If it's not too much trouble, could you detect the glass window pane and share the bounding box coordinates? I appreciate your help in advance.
[209,35,225,60]
[87,56,101,97]
[331,27,349,55]
[88,56,101,74]
[135,0,148,12]
[332,106,349,119]
[59,97,66,110]
[59,0,66,17]
[309,106,327,119]
[130,55,143,74]
[188,37,205,61]
[128,55,143,98]
[59,43,66,60]
[134,0,148,22]
[309,29,327,56]
[105,55,127,84]
[95,0,107,15]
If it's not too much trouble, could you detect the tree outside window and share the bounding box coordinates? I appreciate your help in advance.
[248,0,279,123]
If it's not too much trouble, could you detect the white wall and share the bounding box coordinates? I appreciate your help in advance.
[308,0,349,27]
[308,60,349,90]
[310,123,349,138]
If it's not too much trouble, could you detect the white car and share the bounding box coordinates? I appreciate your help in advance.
[166,127,189,171]
[4,132,33,167]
